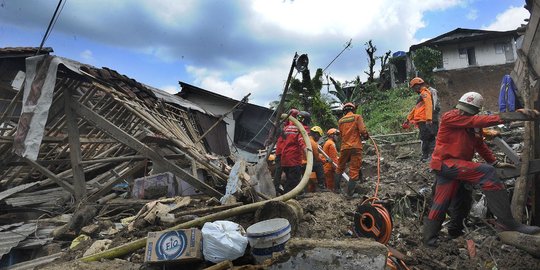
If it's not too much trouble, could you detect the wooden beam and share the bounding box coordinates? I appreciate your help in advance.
[71,101,223,198]
[86,161,146,203]
[64,88,87,200]
[23,157,75,194]
[499,112,538,121]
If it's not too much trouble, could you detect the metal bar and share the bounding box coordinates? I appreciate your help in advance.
[492,137,521,165]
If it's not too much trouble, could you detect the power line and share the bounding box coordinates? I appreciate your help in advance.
[36,0,66,55]
[323,39,352,73]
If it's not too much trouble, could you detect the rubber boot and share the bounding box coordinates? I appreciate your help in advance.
[423,218,442,247]
[346,180,357,197]
[484,190,540,235]
[334,174,342,194]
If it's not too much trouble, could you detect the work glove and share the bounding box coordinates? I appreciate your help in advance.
[362,133,370,140]
[482,128,501,140]
[401,121,411,129]
[492,161,516,169]
[516,109,540,118]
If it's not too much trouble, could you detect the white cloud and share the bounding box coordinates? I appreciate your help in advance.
[483,6,529,31]
[80,50,94,61]
[0,0,471,107]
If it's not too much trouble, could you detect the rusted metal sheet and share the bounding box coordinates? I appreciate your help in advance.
[0,223,36,258]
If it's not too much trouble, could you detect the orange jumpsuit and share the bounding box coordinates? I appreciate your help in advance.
[322,137,339,191]
[407,86,435,160]
[337,111,368,181]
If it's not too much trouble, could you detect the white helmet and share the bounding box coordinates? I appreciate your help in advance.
[456,92,483,115]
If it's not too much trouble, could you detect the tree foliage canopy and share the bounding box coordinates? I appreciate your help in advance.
[412,46,442,83]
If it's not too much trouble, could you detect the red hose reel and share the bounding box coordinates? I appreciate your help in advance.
[353,198,393,244]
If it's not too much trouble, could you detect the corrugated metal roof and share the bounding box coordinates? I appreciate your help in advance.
[5,252,62,270]
[0,223,37,259]
[0,182,39,202]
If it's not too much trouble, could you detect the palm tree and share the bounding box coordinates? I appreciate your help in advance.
[328,76,363,106]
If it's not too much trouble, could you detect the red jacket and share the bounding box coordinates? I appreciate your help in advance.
[280,123,306,167]
[430,109,504,171]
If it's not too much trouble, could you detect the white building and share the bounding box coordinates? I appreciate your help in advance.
[410,28,519,71]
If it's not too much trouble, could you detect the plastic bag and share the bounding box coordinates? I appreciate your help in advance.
[201,220,248,263]
[471,194,487,218]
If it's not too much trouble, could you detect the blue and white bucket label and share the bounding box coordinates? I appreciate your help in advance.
[155,231,188,260]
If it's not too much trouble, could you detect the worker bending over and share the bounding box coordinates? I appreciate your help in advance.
[423,91,540,246]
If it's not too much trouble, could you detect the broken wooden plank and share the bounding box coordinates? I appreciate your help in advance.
[64,88,87,200]
[71,100,223,198]
[86,161,146,203]
[23,157,75,194]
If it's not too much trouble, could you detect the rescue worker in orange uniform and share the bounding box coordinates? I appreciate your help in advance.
[423,92,540,246]
[405,77,435,162]
[309,126,326,191]
[337,102,369,197]
[323,128,340,192]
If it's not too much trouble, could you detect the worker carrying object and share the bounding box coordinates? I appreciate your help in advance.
[323,128,340,192]
[337,102,369,197]
[423,91,540,247]
[405,77,437,162]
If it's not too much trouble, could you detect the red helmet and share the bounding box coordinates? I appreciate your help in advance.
[288,108,299,117]
[409,77,424,88]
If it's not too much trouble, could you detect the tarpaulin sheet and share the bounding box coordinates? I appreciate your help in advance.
[12,55,82,160]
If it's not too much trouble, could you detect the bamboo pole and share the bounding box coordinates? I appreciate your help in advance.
[80,115,313,262]
[511,53,532,221]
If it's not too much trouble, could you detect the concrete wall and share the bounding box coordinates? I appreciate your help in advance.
[269,238,388,270]
[432,63,514,113]
[440,37,516,70]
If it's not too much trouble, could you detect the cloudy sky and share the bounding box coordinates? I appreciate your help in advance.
[0,0,529,107]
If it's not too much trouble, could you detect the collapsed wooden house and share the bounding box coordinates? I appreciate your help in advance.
[0,47,257,263]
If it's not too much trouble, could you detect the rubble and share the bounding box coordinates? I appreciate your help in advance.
[2,1,540,267]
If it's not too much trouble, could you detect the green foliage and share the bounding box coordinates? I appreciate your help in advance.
[412,47,442,83]
[328,76,362,105]
[359,85,417,135]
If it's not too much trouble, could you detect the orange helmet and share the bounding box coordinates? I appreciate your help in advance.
[343,102,356,110]
[409,77,424,88]
[327,128,340,136]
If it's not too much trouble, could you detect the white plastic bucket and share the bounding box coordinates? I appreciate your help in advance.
[246,218,291,263]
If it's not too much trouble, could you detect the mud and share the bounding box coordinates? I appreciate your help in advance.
[42,139,540,270]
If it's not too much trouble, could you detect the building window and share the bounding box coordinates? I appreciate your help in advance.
[458,48,467,59]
